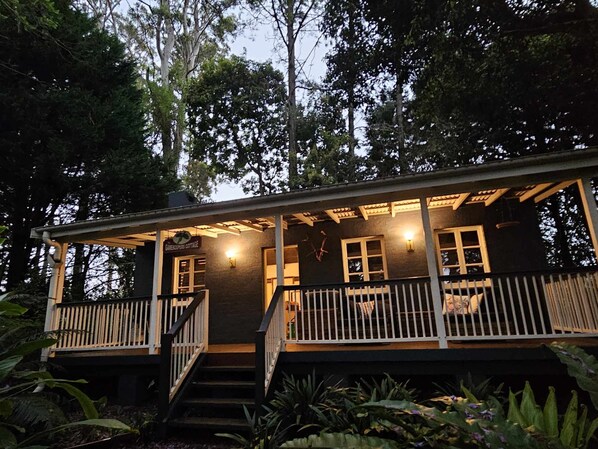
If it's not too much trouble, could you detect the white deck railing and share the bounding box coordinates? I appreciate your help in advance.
[276,269,598,346]
[439,269,598,341]
[52,294,200,353]
[160,291,209,403]
[54,297,151,351]
[286,278,438,344]
[256,287,286,405]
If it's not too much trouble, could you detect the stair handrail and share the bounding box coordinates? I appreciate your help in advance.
[159,289,209,421]
[255,286,286,409]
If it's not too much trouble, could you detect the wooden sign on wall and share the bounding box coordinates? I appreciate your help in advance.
[164,231,201,253]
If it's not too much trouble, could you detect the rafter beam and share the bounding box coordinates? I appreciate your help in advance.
[78,239,137,249]
[99,237,146,246]
[485,188,509,206]
[389,202,396,218]
[236,221,263,232]
[324,209,341,223]
[358,206,369,220]
[126,233,156,241]
[293,213,314,226]
[518,183,552,202]
[264,217,287,230]
[534,180,576,203]
[453,193,471,210]
[176,227,218,238]
[208,223,241,235]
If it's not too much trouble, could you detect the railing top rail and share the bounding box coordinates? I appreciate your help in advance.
[279,276,432,291]
[56,296,151,307]
[438,265,598,282]
[164,290,206,337]
[269,266,598,292]
[257,286,284,334]
[158,292,198,300]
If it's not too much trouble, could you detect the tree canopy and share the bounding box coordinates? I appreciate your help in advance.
[0,0,176,289]
[187,56,288,195]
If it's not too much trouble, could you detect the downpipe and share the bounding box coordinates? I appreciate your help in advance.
[41,232,64,362]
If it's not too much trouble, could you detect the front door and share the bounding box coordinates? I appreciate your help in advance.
[263,246,299,310]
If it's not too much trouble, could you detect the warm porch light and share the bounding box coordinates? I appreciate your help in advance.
[225,250,236,268]
[405,232,415,252]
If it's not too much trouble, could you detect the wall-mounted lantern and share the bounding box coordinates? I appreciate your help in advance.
[226,250,236,268]
[405,232,415,253]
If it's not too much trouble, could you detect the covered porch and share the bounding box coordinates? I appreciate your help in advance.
[31,149,598,409]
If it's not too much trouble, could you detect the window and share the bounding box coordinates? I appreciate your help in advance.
[341,237,388,283]
[173,255,206,294]
[435,226,490,276]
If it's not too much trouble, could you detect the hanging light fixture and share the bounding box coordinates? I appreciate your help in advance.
[496,198,521,229]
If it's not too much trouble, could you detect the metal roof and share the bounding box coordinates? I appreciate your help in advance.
[31,148,598,243]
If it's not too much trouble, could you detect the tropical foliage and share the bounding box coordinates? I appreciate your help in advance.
[224,344,598,449]
[0,295,130,448]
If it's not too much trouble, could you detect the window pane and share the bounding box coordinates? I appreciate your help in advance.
[179,288,189,293]
[349,274,364,283]
[442,267,461,276]
[368,256,384,272]
[370,272,385,281]
[438,233,456,249]
[440,249,459,266]
[366,239,382,254]
[178,273,189,288]
[464,248,483,264]
[461,231,480,247]
[346,242,361,257]
[194,258,206,272]
[178,259,190,273]
[347,259,363,274]
[194,272,206,287]
[466,265,484,274]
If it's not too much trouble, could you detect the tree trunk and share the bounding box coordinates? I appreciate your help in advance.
[394,69,407,174]
[286,0,298,189]
[348,95,356,159]
[5,225,31,290]
[548,195,574,267]
[71,198,90,301]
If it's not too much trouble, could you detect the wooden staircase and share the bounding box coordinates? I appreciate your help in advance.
[167,352,255,433]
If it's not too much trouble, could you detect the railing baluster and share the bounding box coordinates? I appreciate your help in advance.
[402,284,411,339]
[416,283,425,338]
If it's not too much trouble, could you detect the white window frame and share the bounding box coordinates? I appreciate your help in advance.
[173,255,207,295]
[434,225,491,287]
[341,236,389,286]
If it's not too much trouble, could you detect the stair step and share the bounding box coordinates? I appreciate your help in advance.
[169,416,249,431]
[182,397,254,408]
[200,365,255,372]
[193,380,255,389]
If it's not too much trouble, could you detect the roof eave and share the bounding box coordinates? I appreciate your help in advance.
[32,148,598,241]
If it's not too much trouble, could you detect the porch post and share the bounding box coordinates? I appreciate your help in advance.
[577,178,598,261]
[419,197,448,349]
[274,214,286,350]
[42,241,67,361]
[149,229,164,354]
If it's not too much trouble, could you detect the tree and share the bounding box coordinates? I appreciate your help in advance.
[408,0,598,265]
[297,89,361,186]
[322,0,372,163]
[249,0,322,189]
[120,0,237,176]
[0,0,175,290]
[187,56,288,196]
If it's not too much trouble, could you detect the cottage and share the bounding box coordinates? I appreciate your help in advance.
[31,148,598,431]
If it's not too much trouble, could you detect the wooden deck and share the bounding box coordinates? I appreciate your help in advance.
[52,337,598,359]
